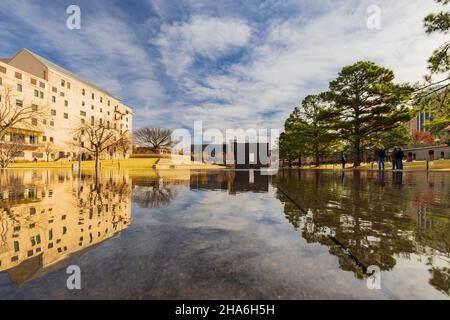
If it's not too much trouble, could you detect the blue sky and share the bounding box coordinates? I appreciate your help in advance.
[0,0,446,131]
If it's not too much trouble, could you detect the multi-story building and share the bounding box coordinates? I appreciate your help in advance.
[0,48,133,161]
[408,111,431,133]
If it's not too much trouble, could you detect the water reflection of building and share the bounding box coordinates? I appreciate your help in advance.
[190,170,269,194]
[0,170,131,285]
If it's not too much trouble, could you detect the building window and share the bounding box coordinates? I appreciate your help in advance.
[32,118,38,126]
[80,111,86,117]
[82,88,85,95]
[32,104,38,111]
[64,100,68,107]
[52,86,57,93]
[67,82,71,89]
[42,119,47,125]
[16,99,23,107]
[52,96,56,103]
[91,93,95,99]
[100,97,103,103]
[34,89,39,97]
[100,108,103,113]
[91,116,95,125]
[40,91,44,99]
[50,121,54,126]
[39,82,45,89]
[81,118,86,124]
[42,136,47,142]
[64,113,68,119]
[107,100,110,106]
[51,109,56,116]
[17,84,22,92]
[60,92,65,97]
[50,137,54,142]
[82,101,85,106]
[31,78,37,85]
[15,72,22,80]
[0,65,6,73]
[61,79,65,87]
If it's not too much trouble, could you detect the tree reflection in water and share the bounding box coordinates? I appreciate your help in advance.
[274,170,450,295]
[132,179,177,208]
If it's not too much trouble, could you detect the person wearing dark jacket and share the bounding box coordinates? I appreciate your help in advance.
[341,153,347,169]
[377,148,386,170]
[394,148,404,170]
[391,148,397,170]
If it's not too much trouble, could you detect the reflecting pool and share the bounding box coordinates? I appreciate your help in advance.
[0,169,449,299]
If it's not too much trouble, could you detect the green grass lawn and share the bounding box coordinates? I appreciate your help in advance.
[9,158,159,169]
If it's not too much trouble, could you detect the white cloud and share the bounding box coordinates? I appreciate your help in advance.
[156,15,251,77]
[157,0,448,131]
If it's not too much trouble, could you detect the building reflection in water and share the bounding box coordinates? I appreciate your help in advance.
[274,170,450,296]
[0,170,131,286]
[190,170,269,194]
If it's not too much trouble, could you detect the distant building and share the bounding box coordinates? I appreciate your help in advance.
[0,48,133,161]
[409,111,430,133]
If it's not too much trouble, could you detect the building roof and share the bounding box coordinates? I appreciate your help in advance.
[0,58,11,63]
[17,49,124,103]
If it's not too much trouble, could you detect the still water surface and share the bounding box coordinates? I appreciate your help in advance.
[0,169,449,299]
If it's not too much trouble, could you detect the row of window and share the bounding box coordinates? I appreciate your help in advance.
[15,83,45,99]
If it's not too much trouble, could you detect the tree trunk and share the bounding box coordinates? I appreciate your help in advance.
[298,156,302,167]
[354,140,361,167]
[314,144,320,167]
[95,150,100,180]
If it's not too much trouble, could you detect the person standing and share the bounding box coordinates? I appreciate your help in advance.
[377,148,386,170]
[395,147,404,170]
[341,153,347,169]
[391,148,397,170]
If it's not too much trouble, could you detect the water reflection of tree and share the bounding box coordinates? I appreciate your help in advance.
[274,170,450,288]
[132,180,176,208]
[78,174,131,213]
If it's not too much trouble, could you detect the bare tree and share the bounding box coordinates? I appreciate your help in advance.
[0,142,24,168]
[133,128,174,153]
[0,88,45,139]
[43,142,56,162]
[74,118,120,177]
[116,132,132,158]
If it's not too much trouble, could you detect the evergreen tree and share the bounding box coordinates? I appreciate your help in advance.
[324,61,413,166]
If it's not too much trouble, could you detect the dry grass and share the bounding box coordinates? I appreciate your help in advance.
[8,158,159,169]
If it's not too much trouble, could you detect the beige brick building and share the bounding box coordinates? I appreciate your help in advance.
[0,48,133,161]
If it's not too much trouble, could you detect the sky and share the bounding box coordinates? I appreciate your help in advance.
[0,0,447,132]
